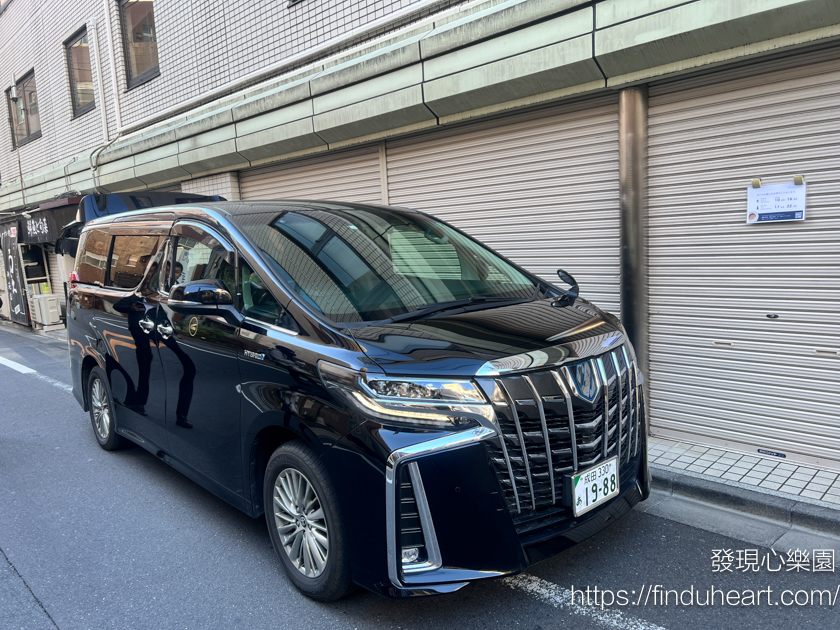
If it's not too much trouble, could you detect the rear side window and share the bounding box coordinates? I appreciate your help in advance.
[76,229,110,285]
[109,235,159,289]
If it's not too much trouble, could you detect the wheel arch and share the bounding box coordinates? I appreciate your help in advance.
[80,355,100,411]
[247,418,324,518]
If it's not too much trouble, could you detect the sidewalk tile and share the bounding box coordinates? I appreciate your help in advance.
[785,479,808,489]
[740,477,761,486]
[759,480,782,490]
[739,456,760,465]
[766,474,789,485]
[807,482,830,493]
[722,472,743,481]
[687,465,708,474]
[670,461,689,470]
[822,494,840,505]
[799,489,826,500]
[779,484,803,495]
[706,449,726,457]
[703,468,725,478]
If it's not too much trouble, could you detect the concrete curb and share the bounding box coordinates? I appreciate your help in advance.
[650,466,840,538]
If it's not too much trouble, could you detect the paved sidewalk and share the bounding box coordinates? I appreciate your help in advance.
[649,435,840,507]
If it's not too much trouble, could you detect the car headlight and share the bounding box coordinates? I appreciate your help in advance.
[318,361,495,429]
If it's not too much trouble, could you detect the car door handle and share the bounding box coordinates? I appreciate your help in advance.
[157,323,174,339]
[138,317,155,334]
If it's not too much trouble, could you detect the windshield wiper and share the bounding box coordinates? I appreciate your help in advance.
[378,296,529,325]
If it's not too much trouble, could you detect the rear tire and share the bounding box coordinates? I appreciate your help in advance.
[87,367,128,451]
[263,441,353,601]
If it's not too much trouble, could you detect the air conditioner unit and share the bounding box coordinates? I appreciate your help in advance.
[31,294,62,325]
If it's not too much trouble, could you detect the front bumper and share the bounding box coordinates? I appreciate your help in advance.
[329,421,649,599]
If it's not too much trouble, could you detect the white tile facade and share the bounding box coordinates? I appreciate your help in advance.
[181,172,240,201]
[0,0,464,186]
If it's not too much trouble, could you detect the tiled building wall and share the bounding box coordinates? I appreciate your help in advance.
[181,172,240,201]
[1,0,464,188]
[0,0,115,180]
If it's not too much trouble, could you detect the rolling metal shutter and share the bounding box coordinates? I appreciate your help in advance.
[47,250,61,296]
[386,94,621,315]
[647,47,840,469]
[240,146,383,204]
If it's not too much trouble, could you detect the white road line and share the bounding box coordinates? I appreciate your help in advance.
[503,574,667,630]
[32,373,74,393]
[0,356,36,374]
[0,355,73,393]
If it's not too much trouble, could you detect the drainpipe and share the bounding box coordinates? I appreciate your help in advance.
[618,87,649,405]
[88,17,110,142]
[89,0,124,191]
[101,0,122,131]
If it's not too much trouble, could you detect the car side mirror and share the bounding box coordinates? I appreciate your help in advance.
[170,279,233,308]
[551,268,579,308]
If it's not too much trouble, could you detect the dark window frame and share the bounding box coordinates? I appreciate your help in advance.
[119,0,160,91]
[6,69,42,149]
[64,26,96,119]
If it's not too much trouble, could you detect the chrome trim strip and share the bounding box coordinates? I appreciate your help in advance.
[243,316,300,337]
[621,346,635,457]
[523,375,555,505]
[492,396,521,513]
[594,359,610,459]
[403,462,442,574]
[498,380,535,510]
[554,368,578,472]
[625,345,641,457]
[610,351,624,465]
[385,427,496,589]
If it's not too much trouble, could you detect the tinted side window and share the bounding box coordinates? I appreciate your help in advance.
[77,229,110,285]
[239,261,297,331]
[173,226,235,291]
[109,235,159,289]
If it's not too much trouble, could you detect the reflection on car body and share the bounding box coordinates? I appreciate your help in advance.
[68,200,650,602]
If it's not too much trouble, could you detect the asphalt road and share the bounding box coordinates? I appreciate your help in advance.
[1,324,837,630]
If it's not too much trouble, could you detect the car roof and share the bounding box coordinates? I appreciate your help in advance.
[82,199,416,228]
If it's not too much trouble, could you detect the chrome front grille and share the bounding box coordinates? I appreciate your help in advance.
[477,345,643,517]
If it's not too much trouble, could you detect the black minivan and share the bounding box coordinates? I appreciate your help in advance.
[68,200,650,601]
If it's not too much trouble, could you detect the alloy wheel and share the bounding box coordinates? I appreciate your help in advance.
[273,468,329,578]
[90,378,110,440]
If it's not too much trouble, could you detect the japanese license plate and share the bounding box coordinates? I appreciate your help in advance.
[571,457,619,516]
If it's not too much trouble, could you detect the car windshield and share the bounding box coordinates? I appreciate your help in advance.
[236,206,537,324]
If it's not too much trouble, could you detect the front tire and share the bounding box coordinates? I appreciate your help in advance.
[264,441,352,601]
[87,367,128,451]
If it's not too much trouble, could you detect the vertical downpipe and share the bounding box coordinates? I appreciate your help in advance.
[618,87,649,420]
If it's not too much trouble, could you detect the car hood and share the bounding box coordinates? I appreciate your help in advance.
[346,298,627,377]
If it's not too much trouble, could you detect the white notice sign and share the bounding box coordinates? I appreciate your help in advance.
[746,181,806,224]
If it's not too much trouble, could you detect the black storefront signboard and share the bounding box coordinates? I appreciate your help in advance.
[1,222,30,325]
[19,205,79,243]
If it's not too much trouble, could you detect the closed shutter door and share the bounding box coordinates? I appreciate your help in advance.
[386,94,621,315]
[47,250,61,296]
[648,48,840,468]
[240,146,383,204]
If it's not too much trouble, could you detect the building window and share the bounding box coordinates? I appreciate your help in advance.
[120,0,159,89]
[66,28,95,118]
[6,71,41,148]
